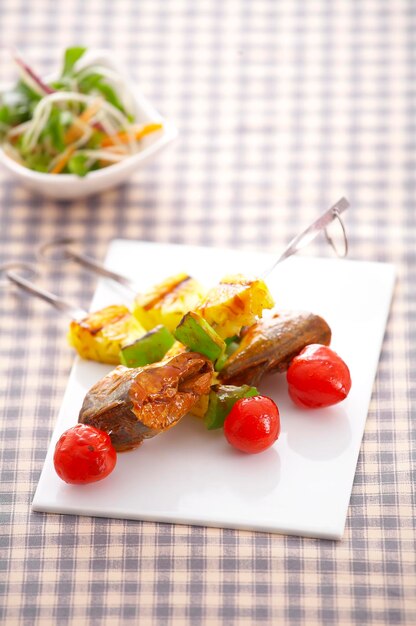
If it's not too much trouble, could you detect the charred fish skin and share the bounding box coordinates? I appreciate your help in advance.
[78,352,214,452]
[218,312,331,387]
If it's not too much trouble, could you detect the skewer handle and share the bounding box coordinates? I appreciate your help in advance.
[263,197,350,277]
[38,239,137,294]
[66,250,137,292]
[6,270,87,321]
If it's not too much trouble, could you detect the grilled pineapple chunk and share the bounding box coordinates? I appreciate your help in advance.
[133,273,206,332]
[68,305,145,365]
[162,340,187,360]
[163,339,225,366]
[189,393,210,418]
[197,274,274,339]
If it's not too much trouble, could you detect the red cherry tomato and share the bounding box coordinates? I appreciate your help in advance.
[224,395,280,454]
[53,424,117,484]
[287,344,351,409]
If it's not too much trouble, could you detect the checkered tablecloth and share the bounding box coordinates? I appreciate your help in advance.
[1,1,415,624]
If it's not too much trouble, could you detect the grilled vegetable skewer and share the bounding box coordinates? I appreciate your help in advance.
[30,196,348,366]
[5,197,347,371]
[4,266,275,367]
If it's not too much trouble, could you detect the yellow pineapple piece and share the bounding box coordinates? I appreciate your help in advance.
[189,393,210,418]
[133,273,206,332]
[162,340,186,360]
[197,274,274,339]
[68,305,145,365]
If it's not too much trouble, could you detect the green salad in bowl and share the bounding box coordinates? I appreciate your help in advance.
[0,47,177,198]
[0,47,165,177]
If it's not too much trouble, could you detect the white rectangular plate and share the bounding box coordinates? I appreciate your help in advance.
[32,240,395,539]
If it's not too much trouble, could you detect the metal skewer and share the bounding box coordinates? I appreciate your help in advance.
[3,197,350,316]
[262,197,349,277]
[38,239,137,295]
[37,197,350,290]
[1,262,87,320]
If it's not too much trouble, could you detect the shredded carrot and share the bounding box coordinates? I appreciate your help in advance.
[50,146,76,174]
[100,122,163,148]
[64,100,101,145]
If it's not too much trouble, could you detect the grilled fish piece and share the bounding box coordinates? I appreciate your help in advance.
[68,305,145,365]
[78,352,214,451]
[133,273,206,332]
[197,274,274,339]
[218,311,331,386]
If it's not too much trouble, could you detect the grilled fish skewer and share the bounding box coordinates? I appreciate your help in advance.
[79,352,214,451]
[219,311,332,387]
[77,310,332,446]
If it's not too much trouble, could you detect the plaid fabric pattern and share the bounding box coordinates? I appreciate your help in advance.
[1,1,415,624]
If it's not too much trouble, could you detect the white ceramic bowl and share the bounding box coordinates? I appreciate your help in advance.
[0,51,177,199]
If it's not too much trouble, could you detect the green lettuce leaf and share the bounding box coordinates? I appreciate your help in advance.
[67,153,89,176]
[78,73,130,116]
[62,47,87,77]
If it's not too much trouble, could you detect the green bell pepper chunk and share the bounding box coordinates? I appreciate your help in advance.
[215,339,240,371]
[120,325,175,368]
[174,311,226,361]
[204,384,259,430]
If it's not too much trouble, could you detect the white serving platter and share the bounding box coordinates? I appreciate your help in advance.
[32,239,396,539]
